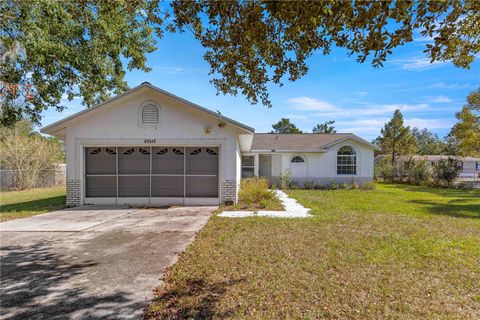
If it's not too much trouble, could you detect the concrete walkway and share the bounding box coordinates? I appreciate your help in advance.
[219,190,312,218]
[0,206,214,320]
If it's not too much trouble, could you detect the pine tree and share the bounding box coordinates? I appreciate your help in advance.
[271,118,303,134]
[377,109,418,164]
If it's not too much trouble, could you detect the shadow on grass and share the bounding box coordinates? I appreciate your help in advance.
[410,199,480,219]
[0,195,66,213]
[0,242,144,319]
[145,277,245,319]
[382,183,480,199]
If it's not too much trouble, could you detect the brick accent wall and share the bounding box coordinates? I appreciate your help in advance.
[221,180,237,204]
[66,179,81,207]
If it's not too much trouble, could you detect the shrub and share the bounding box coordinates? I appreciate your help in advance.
[406,160,430,185]
[432,158,461,187]
[376,158,396,182]
[279,170,292,189]
[362,181,376,190]
[303,179,315,189]
[237,177,282,209]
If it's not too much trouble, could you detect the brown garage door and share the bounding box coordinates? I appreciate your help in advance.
[85,146,218,200]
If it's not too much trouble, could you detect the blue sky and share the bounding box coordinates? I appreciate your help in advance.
[41,30,479,141]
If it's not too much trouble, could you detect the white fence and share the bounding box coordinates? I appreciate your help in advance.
[0,164,66,190]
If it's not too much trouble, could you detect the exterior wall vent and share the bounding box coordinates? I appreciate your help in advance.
[138,101,161,128]
[142,104,159,124]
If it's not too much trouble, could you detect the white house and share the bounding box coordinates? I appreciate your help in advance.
[42,82,377,207]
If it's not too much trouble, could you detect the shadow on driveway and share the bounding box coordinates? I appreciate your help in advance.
[1,242,143,320]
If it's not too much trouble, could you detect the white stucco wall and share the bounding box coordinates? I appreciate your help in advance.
[267,139,374,181]
[62,87,245,204]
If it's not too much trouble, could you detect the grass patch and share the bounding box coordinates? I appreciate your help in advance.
[146,183,480,319]
[224,178,283,211]
[0,186,66,221]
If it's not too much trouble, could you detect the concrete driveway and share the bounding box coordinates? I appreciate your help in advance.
[0,206,214,320]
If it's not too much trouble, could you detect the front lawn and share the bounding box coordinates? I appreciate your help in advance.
[145,183,480,319]
[0,186,66,222]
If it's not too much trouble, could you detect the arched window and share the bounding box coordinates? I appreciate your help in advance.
[337,146,356,175]
[291,156,305,163]
[141,104,159,124]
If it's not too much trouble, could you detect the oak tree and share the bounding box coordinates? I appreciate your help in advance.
[2,1,479,125]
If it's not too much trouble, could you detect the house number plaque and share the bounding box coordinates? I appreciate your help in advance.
[144,139,156,144]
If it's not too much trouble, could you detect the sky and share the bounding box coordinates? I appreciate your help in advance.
[40,30,480,141]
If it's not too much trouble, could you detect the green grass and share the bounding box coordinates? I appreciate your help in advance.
[0,186,66,221]
[145,183,480,319]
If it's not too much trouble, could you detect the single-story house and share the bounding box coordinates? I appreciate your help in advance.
[42,82,377,207]
[375,155,480,180]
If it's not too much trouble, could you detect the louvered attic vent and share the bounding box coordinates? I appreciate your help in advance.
[142,104,159,124]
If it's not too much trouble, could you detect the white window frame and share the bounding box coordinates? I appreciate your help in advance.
[336,145,357,176]
[241,155,255,178]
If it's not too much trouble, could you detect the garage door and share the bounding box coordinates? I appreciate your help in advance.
[85,146,218,203]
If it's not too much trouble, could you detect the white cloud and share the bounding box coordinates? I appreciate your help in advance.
[355,91,368,97]
[153,65,206,75]
[422,95,453,103]
[287,96,430,118]
[428,82,474,89]
[285,114,310,122]
[404,118,453,129]
[287,97,337,112]
[390,56,446,71]
[334,117,452,140]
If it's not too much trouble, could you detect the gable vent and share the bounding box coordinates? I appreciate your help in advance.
[142,104,159,124]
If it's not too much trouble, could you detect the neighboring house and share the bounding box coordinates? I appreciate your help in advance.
[375,155,480,180]
[42,82,377,207]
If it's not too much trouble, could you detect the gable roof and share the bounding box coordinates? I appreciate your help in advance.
[41,82,254,135]
[251,133,379,152]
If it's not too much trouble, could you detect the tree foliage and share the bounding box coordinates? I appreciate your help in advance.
[312,120,336,134]
[411,127,446,155]
[450,106,480,157]
[0,120,64,189]
[271,118,302,134]
[448,88,480,157]
[0,0,162,126]
[1,1,479,125]
[172,1,480,107]
[377,109,418,163]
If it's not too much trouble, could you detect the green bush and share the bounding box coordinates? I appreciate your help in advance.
[303,179,315,189]
[432,158,461,187]
[406,160,430,185]
[237,177,282,209]
[375,158,396,182]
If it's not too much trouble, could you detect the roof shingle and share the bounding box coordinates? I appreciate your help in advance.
[251,133,354,151]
